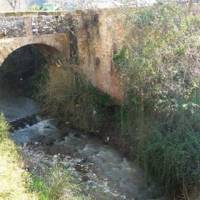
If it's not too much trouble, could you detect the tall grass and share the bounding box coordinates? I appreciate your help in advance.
[138,128,200,198]
[28,165,87,200]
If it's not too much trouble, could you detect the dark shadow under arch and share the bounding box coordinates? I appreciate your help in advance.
[0,43,63,97]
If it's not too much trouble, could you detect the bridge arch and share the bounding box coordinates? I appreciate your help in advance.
[0,40,70,97]
[0,33,68,67]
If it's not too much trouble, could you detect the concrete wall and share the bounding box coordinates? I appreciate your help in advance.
[0,9,125,101]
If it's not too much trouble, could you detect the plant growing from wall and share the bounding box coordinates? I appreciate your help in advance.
[34,53,117,134]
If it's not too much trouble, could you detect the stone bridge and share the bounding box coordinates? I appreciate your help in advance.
[0,9,124,101]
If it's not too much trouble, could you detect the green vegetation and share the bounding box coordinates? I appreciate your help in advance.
[139,129,200,198]
[113,2,200,198]
[28,165,86,200]
[36,61,117,133]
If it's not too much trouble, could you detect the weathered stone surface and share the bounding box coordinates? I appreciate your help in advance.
[0,16,26,37]
[0,9,125,101]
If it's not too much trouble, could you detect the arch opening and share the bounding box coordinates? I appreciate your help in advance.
[0,44,61,97]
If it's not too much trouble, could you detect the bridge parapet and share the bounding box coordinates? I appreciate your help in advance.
[0,11,100,38]
[0,14,69,38]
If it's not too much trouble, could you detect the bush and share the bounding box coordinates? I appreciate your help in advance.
[139,129,200,196]
[113,2,200,198]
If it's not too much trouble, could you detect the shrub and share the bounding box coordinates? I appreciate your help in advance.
[139,129,200,197]
[113,2,200,198]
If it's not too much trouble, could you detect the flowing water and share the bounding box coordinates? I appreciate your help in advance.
[0,88,165,200]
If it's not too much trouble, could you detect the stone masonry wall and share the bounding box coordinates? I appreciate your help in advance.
[0,13,71,38]
[0,9,125,101]
[0,11,100,38]
[0,16,26,37]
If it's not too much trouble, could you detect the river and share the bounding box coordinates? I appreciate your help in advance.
[0,87,165,200]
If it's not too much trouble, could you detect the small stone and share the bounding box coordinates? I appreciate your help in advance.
[81,175,90,182]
